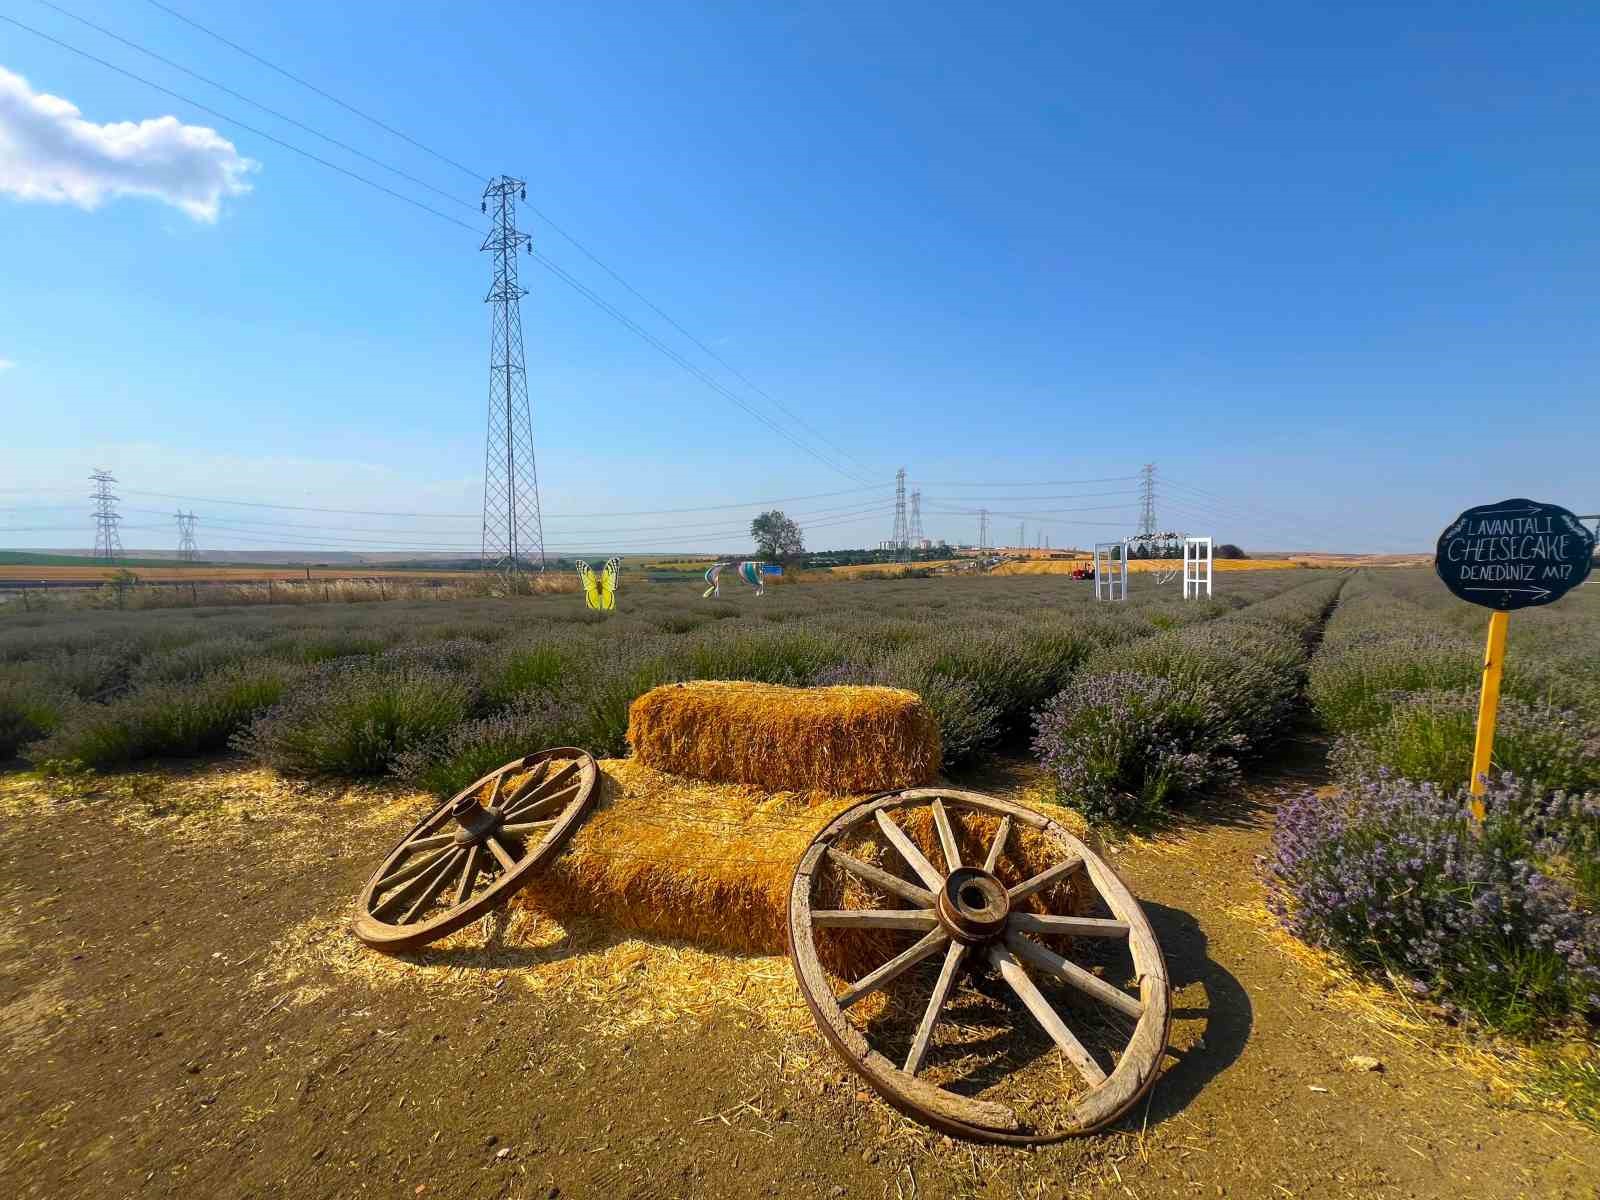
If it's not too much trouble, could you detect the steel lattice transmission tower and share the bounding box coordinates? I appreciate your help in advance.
[480,175,546,574]
[890,468,909,555]
[89,469,123,562]
[1138,462,1158,537]
[978,508,989,554]
[908,490,924,546]
[176,510,198,562]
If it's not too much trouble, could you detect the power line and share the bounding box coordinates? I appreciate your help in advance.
[0,14,482,232]
[531,253,872,483]
[138,0,877,480]
[29,0,474,210]
[142,0,485,181]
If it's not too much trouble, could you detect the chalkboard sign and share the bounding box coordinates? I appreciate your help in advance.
[1436,498,1595,610]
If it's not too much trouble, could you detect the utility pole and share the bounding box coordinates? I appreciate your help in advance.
[890,468,909,557]
[480,175,546,574]
[90,469,123,562]
[176,510,198,562]
[1139,462,1158,537]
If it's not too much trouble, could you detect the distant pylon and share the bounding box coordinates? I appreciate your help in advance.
[1018,521,1025,549]
[176,510,198,562]
[1138,462,1158,537]
[89,469,123,562]
[978,508,989,554]
[908,490,924,545]
[890,468,909,555]
[481,175,546,574]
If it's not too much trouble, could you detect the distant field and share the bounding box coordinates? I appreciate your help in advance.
[0,564,478,585]
[990,557,1304,575]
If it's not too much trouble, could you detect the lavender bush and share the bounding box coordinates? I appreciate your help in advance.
[1330,690,1600,797]
[1033,671,1245,822]
[1266,773,1600,1034]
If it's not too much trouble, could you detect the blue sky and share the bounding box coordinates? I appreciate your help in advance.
[2,1,1597,557]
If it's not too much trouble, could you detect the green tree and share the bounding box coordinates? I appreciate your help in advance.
[750,510,805,562]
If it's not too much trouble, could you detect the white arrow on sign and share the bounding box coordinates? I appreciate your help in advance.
[1473,504,1542,517]
[1464,586,1552,599]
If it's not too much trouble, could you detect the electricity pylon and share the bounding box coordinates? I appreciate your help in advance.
[90,469,123,562]
[481,175,546,574]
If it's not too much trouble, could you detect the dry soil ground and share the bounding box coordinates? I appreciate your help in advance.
[2,739,1597,1200]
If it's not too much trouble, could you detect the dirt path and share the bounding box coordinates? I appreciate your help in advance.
[1,747,1596,1200]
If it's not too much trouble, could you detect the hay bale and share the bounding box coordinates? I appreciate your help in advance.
[515,759,1099,972]
[626,681,940,793]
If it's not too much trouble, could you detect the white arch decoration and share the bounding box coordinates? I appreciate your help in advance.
[1183,536,1213,599]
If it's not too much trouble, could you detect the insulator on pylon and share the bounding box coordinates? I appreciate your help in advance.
[520,188,526,200]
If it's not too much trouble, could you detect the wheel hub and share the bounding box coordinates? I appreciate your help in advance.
[937,866,1009,944]
[450,791,505,847]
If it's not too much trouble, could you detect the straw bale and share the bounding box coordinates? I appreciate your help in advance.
[626,681,940,793]
[515,758,1098,975]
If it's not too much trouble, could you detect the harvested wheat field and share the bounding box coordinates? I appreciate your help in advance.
[627,681,941,792]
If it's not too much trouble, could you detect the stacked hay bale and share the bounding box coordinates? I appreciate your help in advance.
[626,681,941,792]
[514,682,1098,964]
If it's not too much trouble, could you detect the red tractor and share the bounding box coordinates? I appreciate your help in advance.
[1069,564,1094,581]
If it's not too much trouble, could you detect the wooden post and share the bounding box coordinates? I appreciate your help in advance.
[1468,610,1510,823]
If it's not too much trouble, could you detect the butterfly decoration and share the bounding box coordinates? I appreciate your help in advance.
[703,560,783,599]
[576,557,621,611]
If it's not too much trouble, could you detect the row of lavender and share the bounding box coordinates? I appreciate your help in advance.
[1032,574,1347,822]
[0,573,1310,789]
[1269,570,1600,1035]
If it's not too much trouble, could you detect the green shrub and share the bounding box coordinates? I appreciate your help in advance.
[1033,670,1244,823]
[483,641,578,703]
[393,694,581,797]
[0,674,73,759]
[1331,690,1600,796]
[30,663,299,768]
[236,659,477,776]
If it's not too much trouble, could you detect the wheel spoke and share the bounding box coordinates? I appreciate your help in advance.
[374,845,450,893]
[404,832,459,853]
[485,835,519,873]
[1007,855,1083,903]
[903,940,967,1075]
[503,761,576,814]
[499,758,550,807]
[874,809,944,891]
[502,777,580,820]
[839,929,947,1008]
[811,909,938,931]
[930,798,962,871]
[400,848,466,924]
[373,848,459,920]
[1005,932,1144,1020]
[1007,913,1130,939]
[501,818,557,839]
[825,846,934,907]
[982,816,1011,874]
[454,843,483,905]
[987,943,1108,1086]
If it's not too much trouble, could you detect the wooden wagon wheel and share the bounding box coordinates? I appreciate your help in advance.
[352,747,598,952]
[787,787,1171,1143]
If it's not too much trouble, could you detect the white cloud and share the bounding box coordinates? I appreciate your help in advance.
[0,65,257,221]
[0,359,15,370]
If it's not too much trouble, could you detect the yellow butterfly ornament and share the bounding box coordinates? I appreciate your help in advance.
[576,557,621,611]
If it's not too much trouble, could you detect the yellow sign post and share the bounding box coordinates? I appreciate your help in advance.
[1466,610,1509,824]
[1436,498,1597,826]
